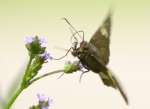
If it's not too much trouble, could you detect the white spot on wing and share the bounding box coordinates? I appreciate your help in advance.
[100,27,108,38]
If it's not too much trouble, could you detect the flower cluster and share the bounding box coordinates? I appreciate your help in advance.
[25,36,47,56]
[21,36,53,89]
[30,94,53,109]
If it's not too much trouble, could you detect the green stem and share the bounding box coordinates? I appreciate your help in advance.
[23,56,33,81]
[4,56,33,109]
[4,54,63,109]
[4,69,64,109]
[29,69,64,86]
[4,87,24,109]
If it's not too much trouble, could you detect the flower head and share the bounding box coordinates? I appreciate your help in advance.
[25,36,47,56]
[64,60,81,74]
[37,94,48,102]
[37,94,53,109]
[30,94,53,109]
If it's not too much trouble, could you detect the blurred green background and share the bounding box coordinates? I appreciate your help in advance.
[0,0,149,109]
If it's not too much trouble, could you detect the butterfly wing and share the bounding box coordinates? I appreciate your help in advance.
[98,69,129,104]
[89,12,111,65]
[88,12,129,104]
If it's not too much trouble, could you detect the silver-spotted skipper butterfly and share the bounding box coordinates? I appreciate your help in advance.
[57,11,128,105]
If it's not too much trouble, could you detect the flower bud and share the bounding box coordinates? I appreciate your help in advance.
[64,61,81,73]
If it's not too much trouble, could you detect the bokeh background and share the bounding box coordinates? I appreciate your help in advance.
[0,0,150,109]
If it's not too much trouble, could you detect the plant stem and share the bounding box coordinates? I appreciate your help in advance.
[4,87,24,109]
[22,56,33,82]
[4,54,63,109]
[4,69,64,109]
[4,56,33,109]
[29,69,64,85]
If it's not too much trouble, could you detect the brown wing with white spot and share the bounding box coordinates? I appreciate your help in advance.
[89,12,112,65]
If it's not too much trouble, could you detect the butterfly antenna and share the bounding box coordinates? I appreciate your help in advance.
[70,29,85,45]
[69,27,78,44]
[62,17,84,41]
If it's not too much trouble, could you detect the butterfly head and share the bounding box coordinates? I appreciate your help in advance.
[71,40,88,57]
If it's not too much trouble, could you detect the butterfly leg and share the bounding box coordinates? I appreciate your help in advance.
[79,69,89,83]
[57,73,65,79]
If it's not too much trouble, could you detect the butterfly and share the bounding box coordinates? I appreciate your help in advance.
[58,11,128,104]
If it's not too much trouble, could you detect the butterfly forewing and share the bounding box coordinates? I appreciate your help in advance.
[89,12,111,65]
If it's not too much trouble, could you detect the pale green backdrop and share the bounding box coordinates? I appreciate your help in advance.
[0,0,149,109]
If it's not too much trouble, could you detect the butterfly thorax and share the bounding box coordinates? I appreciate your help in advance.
[72,41,107,73]
[71,41,88,57]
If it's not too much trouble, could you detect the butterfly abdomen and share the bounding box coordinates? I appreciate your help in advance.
[78,47,107,73]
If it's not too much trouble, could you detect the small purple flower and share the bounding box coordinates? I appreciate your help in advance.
[37,94,53,109]
[25,36,49,55]
[25,36,47,47]
[37,94,48,102]
[41,52,53,61]
[25,36,34,44]
[39,37,47,47]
